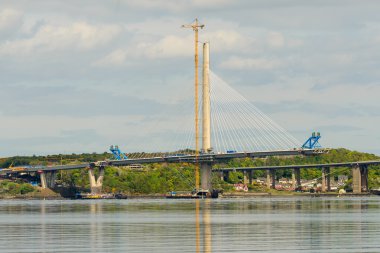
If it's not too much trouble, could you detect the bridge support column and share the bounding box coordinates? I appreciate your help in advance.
[88,166,105,194]
[249,171,253,185]
[266,170,271,189]
[40,172,47,189]
[220,171,224,181]
[39,171,57,189]
[326,167,331,191]
[223,171,229,181]
[271,170,276,189]
[361,165,368,192]
[321,167,331,192]
[352,165,361,194]
[321,168,327,192]
[47,171,57,188]
[352,164,368,193]
[200,42,212,192]
[243,170,249,185]
[292,168,301,190]
[201,163,212,191]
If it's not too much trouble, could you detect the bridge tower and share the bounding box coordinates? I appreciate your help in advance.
[201,42,213,191]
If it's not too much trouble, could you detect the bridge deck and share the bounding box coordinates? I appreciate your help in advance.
[0,149,328,175]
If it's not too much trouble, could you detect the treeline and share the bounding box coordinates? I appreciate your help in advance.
[0,152,111,168]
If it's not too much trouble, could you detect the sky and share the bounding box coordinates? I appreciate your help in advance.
[0,0,380,156]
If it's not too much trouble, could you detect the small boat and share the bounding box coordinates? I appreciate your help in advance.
[75,193,127,199]
[166,189,219,199]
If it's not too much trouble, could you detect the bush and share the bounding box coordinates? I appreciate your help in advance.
[19,184,35,194]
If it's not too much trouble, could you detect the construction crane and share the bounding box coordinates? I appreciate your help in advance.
[302,132,322,149]
[109,145,128,160]
[182,18,204,190]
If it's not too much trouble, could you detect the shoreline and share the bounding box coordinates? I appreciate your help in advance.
[0,191,375,200]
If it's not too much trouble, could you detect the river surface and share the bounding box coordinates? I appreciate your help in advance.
[0,197,379,252]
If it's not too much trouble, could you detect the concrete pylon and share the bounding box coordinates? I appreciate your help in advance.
[321,167,331,192]
[352,164,368,193]
[352,165,361,194]
[271,170,276,189]
[202,42,211,152]
[360,165,368,192]
[243,170,249,185]
[321,168,327,192]
[40,172,47,189]
[88,167,105,194]
[200,42,212,191]
[266,169,271,189]
[326,167,331,191]
[39,171,57,189]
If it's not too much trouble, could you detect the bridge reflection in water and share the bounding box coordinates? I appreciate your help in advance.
[0,199,379,252]
[195,199,212,253]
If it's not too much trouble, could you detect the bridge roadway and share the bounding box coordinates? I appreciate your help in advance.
[0,149,326,175]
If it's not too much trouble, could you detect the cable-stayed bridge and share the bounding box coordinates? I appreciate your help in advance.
[1,42,334,195]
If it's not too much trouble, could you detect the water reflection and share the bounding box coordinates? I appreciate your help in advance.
[0,197,378,252]
[90,202,103,253]
[195,199,212,253]
[195,200,200,253]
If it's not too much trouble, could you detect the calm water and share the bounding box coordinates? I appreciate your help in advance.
[0,197,379,252]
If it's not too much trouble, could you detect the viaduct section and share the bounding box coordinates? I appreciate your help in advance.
[216,161,380,194]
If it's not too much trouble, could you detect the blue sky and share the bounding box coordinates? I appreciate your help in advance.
[0,0,379,156]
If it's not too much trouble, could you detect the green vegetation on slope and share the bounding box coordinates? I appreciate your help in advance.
[0,180,36,195]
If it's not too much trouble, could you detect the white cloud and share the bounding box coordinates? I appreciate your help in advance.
[220,56,281,70]
[330,53,353,65]
[0,22,122,55]
[126,0,234,11]
[93,49,128,67]
[138,34,193,59]
[267,31,285,48]
[287,38,304,47]
[139,30,250,59]
[1,1,380,155]
[126,0,186,11]
[204,30,253,52]
[192,0,235,7]
[0,8,23,31]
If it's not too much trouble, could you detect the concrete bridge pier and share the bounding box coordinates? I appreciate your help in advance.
[243,170,249,185]
[266,169,275,189]
[88,166,105,194]
[266,169,271,189]
[326,167,331,191]
[249,170,253,185]
[291,169,296,189]
[352,164,368,193]
[321,167,331,192]
[201,163,212,191]
[39,171,57,189]
[292,168,301,190]
[200,42,212,192]
[271,170,276,189]
[222,171,229,181]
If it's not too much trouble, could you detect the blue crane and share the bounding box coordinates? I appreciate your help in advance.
[109,145,128,160]
[302,132,322,149]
